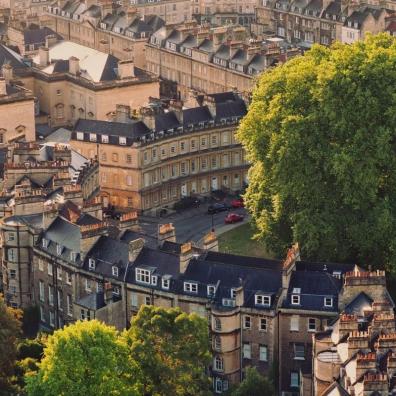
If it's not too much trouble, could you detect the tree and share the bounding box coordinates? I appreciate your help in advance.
[25,320,141,396]
[22,306,40,338]
[238,33,396,269]
[124,305,211,396]
[0,293,22,395]
[231,367,274,396]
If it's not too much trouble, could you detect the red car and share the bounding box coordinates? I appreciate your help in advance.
[225,213,244,224]
[231,198,244,208]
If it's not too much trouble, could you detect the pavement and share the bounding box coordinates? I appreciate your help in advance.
[138,204,248,244]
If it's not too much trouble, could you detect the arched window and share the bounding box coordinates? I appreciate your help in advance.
[214,317,221,331]
[214,336,221,351]
[214,356,223,372]
[55,103,64,119]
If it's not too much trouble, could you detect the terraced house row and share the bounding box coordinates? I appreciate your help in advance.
[2,188,393,395]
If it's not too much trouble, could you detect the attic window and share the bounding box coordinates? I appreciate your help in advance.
[113,286,120,295]
[184,282,198,293]
[88,258,95,270]
[162,276,171,289]
[89,133,97,142]
[119,137,127,145]
[255,294,271,307]
[42,238,49,248]
[136,268,150,284]
[291,295,300,305]
[151,275,157,286]
[101,135,109,143]
[230,288,237,298]
[70,252,78,262]
[292,288,301,294]
[332,271,342,279]
[324,297,333,307]
[56,244,63,255]
[207,285,216,297]
[112,266,119,277]
[76,132,84,141]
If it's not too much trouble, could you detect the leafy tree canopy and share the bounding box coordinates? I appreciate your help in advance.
[124,305,211,396]
[25,320,141,396]
[231,367,274,396]
[238,33,396,269]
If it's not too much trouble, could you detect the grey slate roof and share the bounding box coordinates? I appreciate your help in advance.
[23,27,62,46]
[0,44,29,70]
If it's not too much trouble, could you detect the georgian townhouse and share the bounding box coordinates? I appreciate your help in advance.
[70,92,249,212]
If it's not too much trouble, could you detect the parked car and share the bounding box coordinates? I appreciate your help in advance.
[173,196,200,211]
[207,203,230,214]
[231,198,244,208]
[224,213,244,224]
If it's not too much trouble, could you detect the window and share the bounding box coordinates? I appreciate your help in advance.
[113,286,120,295]
[9,269,16,279]
[214,318,221,330]
[145,296,151,305]
[70,252,78,262]
[162,277,170,289]
[49,311,55,327]
[151,275,157,286]
[230,288,237,298]
[211,135,217,145]
[308,318,316,332]
[222,299,235,307]
[290,315,299,331]
[89,133,97,142]
[42,238,49,248]
[76,132,84,141]
[130,293,138,307]
[184,282,198,293]
[243,316,251,329]
[259,345,268,361]
[191,139,196,149]
[214,336,221,351]
[243,343,251,359]
[290,372,299,387]
[67,294,73,316]
[56,244,63,255]
[136,268,150,284]
[101,135,109,143]
[39,280,45,302]
[88,258,95,270]
[101,152,107,161]
[255,294,271,306]
[294,343,305,360]
[57,267,62,281]
[7,249,15,261]
[48,285,54,306]
[57,290,63,310]
[207,285,216,297]
[201,137,206,146]
[112,153,119,162]
[324,297,333,307]
[180,141,185,151]
[170,146,176,154]
[214,378,228,394]
[126,154,132,164]
[38,259,44,271]
[66,272,72,285]
[47,263,53,276]
[259,317,267,332]
[85,279,91,292]
[119,137,126,145]
[40,306,45,322]
[7,232,15,241]
[291,294,300,305]
[214,356,223,372]
[112,266,119,277]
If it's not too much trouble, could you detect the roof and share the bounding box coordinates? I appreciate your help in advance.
[343,292,373,317]
[76,292,106,310]
[23,27,62,46]
[0,44,29,70]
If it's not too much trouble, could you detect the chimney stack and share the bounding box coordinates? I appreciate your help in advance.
[2,64,13,84]
[118,59,135,79]
[203,231,218,252]
[128,238,145,262]
[115,104,131,123]
[0,77,6,96]
[104,282,113,305]
[158,223,176,246]
[69,56,80,75]
[45,34,58,48]
[179,242,193,273]
[39,46,50,66]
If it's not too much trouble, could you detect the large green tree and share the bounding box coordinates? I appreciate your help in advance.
[25,320,141,396]
[124,305,211,396]
[238,33,396,269]
[231,367,274,396]
[0,294,22,395]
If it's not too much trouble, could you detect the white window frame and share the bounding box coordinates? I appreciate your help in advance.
[56,244,63,256]
[259,317,267,332]
[49,311,55,327]
[308,318,316,332]
[255,294,271,306]
[324,297,333,307]
[76,132,84,141]
[85,279,91,292]
[101,134,109,143]
[162,277,170,289]
[112,266,119,277]
[39,280,45,302]
[290,315,299,331]
[184,282,198,293]
[207,285,216,297]
[243,315,251,329]
[136,268,150,284]
[88,258,95,270]
[291,294,300,305]
[151,275,157,286]
[119,136,127,145]
[214,356,224,372]
[259,345,268,361]
[243,343,251,359]
[47,263,53,276]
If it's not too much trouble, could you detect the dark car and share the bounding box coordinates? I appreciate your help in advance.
[207,203,230,214]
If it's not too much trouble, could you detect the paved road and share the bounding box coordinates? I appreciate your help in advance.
[139,205,248,243]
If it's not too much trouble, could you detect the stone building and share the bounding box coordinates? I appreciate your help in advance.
[70,92,249,211]
[145,21,300,100]
[0,66,35,144]
[0,39,159,127]
[313,269,396,396]
[43,0,165,67]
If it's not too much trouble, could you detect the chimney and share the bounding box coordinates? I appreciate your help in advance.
[80,222,108,258]
[69,56,80,75]
[104,282,113,305]
[168,100,183,124]
[158,223,176,245]
[115,104,131,123]
[45,34,58,48]
[118,59,135,79]
[347,331,370,357]
[118,211,138,230]
[128,238,145,262]
[235,285,244,307]
[125,6,137,24]
[203,231,218,252]
[39,46,49,66]
[180,242,193,273]
[139,106,157,130]
[2,64,13,84]
[282,243,300,289]
[0,77,6,96]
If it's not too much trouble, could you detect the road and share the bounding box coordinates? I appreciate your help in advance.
[138,205,248,244]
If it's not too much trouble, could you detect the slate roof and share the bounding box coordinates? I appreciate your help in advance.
[76,292,106,310]
[183,106,212,126]
[23,27,62,46]
[343,292,373,317]
[208,92,237,103]
[154,112,180,131]
[0,44,29,70]
[215,99,247,121]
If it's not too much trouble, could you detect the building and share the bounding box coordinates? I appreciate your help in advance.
[44,0,165,67]
[7,26,62,56]
[0,39,159,127]
[254,0,391,47]
[0,66,35,144]
[70,92,249,211]
[145,21,300,100]
[313,269,396,395]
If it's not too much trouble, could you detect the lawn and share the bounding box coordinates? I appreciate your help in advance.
[218,223,273,258]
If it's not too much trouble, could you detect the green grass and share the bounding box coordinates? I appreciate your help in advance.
[218,223,273,258]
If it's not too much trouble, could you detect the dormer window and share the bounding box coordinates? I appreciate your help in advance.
[151,275,157,286]
[255,294,271,307]
[42,238,49,248]
[88,258,95,270]
[324,297,333,307]
[136,268,150,284]
[56,244,63,255]
[101,135,109,143]
[230,288,237,298]
[162,276,171,289]
[291,295,300,305]
[119,137,126,145]
[76,132,84,140]
[70,252,78,262]
[89,133,97,142]
[184,282,198,293]
[332,270,342,279]
[112,266,119,277]
[207,285,216,297]
[113,286,120,295]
